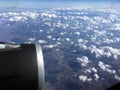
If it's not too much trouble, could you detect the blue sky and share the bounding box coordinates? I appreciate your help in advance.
[0,0,119,8]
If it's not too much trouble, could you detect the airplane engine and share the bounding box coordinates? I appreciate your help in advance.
[0,42,44,90]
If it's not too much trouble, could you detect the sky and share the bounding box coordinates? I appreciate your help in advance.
[0,0,119,8]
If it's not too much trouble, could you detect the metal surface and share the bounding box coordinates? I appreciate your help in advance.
[0,42,44,90]
[36,44,44,90]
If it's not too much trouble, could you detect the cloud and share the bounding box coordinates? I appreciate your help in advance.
[84,67,97,74]
[47,35,53,39]
[66,38,70,41]
[88,45,120,59]
[43,44,58,48]
[76,56,91,66]
[112,23,120,30]
[41,13,57,18]
[74,32,80,35]
[28,37,36,42]
[114,75,120,81]
[92,67,97,73]
[9,16,27,21]
[79,75,93,82]
[84,68,92,73]
[38,40,47,44]
[79,75,88,82]
[94,73,99,81]
[98,61,116,74]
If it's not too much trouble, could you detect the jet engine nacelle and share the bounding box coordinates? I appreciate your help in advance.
[0,42,44,90]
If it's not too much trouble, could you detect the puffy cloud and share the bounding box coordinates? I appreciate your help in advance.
[43,44,58,49]
[79,75,93,82]
[109,14,118,21]
[78,38,84,43]
[103,46,120,59]
[79,44,87,50]
[84,68,92,73]
[9,16,27,21]
[39,29,43,32]
[66,38,70,42]
[8,11,39,21]
[88,45,104,58]
[20,11,39,19]
[84,67,97,74]
[102,38,114,44]
[38,40,47,44]
[93,16,104,22]
[47,35,52,39]
[98,61,116,74]
[98,61,108,71]
[114,38,120,42]
[76,56,91,66]
[112,23,120,30]
[88,78,92,82]
[92,67,97,73]
[74,32,80,35]
[28,37,36,42]
[79,75,88,82]
[93,30,106,36]
[114,75,120,81]
[70,41,74,45]
[94,73,99,81]
[88,45,120,59]
[56,42,61,45]
[60,32,66,35]
[41,13,57,18]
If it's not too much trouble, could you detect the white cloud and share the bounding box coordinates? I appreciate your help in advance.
[112,23,120,30]
[28,12,39,19]
[28,37,36,42]
[114,75,120,81]
[41,13,57,18]
[70,41,74,45]
[78,38,84,43]
[66,38,70,41]
[84,67,97,74]
[98,61,107,71]
[79,44,87,50]
[47,35,52,39]
[88,45,120,59]
[84,68,92,73]
[94,73,99,81]
[79,75,93,82]
[88,78,92,81]
[38,40,47,44]
[79,75,88,82]
[94,30,106,36]
[75,32,80,35]
[60,32,66,35]
[77,56,91,66]
[98,61,116,74]
[57,38,61,41]
[92,67,97,73]
[43,44,58,49]
[9,16,27,21]
[56,42,61,45]
[3,11,39,22]
[102,38,114,44]
[39,30,43,32]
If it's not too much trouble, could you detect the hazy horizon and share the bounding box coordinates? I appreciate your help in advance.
[0,0,119,9]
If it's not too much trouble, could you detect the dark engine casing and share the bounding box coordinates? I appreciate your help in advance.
[0,42,44,90]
